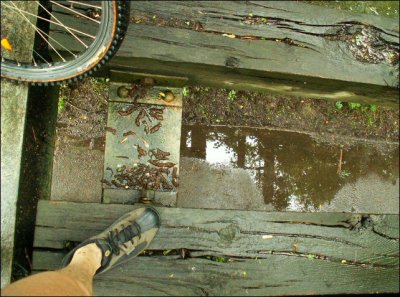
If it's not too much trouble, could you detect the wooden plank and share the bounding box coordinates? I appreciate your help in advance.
[122,2,398,88]
[32,201,399,294]
[33,201,399,266]
[50,1,399,106]
[1,1,38,288]
[32,251,399,296]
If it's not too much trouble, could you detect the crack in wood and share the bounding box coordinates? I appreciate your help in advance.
[131,13,318,51]
[132,10,398,65]
[205,13,398,65]
[136,248,399,269]
[262,219,356,229]
[199,288,209,296]
[240,230,364,247]
[138,35,238,52]
[248,1,292,13]
[372,228,400,241]
[257,251,395,269]
[201,29,320,52]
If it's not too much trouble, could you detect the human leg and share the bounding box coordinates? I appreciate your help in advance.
[1,243,101,296]
[1,207,160,296]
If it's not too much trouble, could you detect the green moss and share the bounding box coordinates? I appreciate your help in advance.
[58,97,65,114]
[304,1,399,18]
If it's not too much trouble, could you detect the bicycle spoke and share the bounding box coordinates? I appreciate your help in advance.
[50,1,101,24]
[10,1,66,63]
[32,54,37,66]
[1,0,126,85]
[5,2,79,61]
[67,1,102,10]
[39,1,89,49]
[1,2,95,39]
[35,24,78,59]
[32,49,51,66]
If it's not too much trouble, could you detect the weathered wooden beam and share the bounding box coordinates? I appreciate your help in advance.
[0,1,38,288]
[33,251,399,296]
[33,201,399,295]
[50,1,399,107]
[120,1,400,106]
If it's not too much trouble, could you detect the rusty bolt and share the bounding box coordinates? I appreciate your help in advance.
[160,90,175,102]
[139,189,155,204]
[140,77,155,87]
[139,197,152,204]
[117,86,130,98]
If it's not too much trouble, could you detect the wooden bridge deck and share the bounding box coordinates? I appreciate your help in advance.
[51,1,399,107]
[108,1,399,107]
[29,1,400,295]
[33,201,399,295]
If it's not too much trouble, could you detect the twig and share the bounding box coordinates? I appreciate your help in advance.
[65,100,89,113]
[337,146,343,175]
[31,127,38,144]
[25,247,32,270]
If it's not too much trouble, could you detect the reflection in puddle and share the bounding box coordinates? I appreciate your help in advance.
[180,125,399,212]
[206,137,236,165]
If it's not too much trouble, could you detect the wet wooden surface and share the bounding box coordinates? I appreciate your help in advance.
[32,200,399,295]
[51,1,399,106]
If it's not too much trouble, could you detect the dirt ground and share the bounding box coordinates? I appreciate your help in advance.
[182,86,399,142]
[59,79,398,143]
[57,78,109,140]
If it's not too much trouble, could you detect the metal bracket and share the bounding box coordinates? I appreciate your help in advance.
[102,81,183,206]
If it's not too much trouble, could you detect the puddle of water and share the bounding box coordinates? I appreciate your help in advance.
[180,125,399,212]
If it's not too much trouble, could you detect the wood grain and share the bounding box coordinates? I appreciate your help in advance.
[49,1,399,106]
[33,201,399,295]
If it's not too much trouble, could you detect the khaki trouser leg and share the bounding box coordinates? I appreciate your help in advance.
[1,243,101,296]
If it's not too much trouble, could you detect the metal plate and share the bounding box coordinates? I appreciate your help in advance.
[102,84,182,205]
[109,83,182,107]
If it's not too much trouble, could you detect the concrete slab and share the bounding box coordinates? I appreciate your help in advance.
[177,157,274,211]
[50,134,104,203]
[49,77,109,203]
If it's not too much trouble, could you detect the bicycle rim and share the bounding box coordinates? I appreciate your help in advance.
[1,1,127,85]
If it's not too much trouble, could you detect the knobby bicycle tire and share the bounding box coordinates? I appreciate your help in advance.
[1,0,130,86]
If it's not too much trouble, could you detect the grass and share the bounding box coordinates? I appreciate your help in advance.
[340,169,351,178]
[57,77,109,115]
[335,101,378,113]
[305,1,399,18]
[228,89,237,101]
[334,101,379,128]
[58,84,68,114]
[182,87,190,97]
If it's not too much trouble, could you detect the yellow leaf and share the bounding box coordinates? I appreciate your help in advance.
[163,249,172,256]
[1,38,13,51]
[222,33,236,38]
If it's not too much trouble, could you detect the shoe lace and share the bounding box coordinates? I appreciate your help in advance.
[106,221,142,255]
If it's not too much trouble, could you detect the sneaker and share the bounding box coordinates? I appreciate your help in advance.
[61,207,160,275]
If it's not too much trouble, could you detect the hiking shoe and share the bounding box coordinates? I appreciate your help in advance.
[61,207,160,275]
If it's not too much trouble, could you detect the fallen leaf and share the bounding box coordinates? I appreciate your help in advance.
[1,38,12,51]
[222,33,236,38]
[120,137,128,144]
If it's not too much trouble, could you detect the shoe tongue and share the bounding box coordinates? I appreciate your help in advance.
[117,225,138,243]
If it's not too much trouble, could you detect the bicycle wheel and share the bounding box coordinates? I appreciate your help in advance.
[1,0,129,85]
